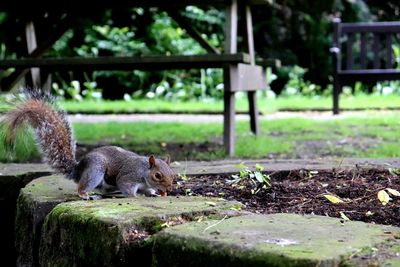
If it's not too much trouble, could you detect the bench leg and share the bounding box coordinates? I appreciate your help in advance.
[333,80,341,115]
[42,73,52,93]
[248,91,259,135]
[25,21,42,88]
[224,91,236,157]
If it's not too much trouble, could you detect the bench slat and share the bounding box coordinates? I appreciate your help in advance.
[0,53,251,70]
[373,33,380,69]
[346,33,354,70]
[338,69,400,83]
[386,34,393,68]
[360,33,367,69]
[341,22,400,33]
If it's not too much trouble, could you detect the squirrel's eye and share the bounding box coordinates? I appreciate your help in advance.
[155,172,162,179]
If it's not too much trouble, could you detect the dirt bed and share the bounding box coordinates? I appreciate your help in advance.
[171,168,400,227]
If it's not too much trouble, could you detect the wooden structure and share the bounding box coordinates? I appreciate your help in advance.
[330,18,400,114]
[0,0,274,157]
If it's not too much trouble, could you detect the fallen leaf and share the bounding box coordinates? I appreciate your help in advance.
[323,194,344,204]
[386,188,400,197]
[230,204,242,211]
[339,211,350,221]
[377,190,391,206]
[206,201,217,207]
[365,211,374,216]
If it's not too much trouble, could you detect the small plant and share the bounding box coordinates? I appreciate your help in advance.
[52,79,102,101]
[226,163,271,194]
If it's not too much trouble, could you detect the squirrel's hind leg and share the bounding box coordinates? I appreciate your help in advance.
[77,159,107,200]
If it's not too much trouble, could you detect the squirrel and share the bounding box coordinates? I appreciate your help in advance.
[1,89,175,199]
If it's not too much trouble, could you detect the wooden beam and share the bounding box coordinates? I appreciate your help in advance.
[0,53,251,70]
[25,21,41,87]
[341,22,400,33]
[229,63,266,91]
[245,5,255,65]
[223,0,238,157]
[244,5,259,135]
[1,14,75,91]
[165,9,220,54]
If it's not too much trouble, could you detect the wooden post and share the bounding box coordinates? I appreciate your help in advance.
[25,21,42,88]
[244,5,259,135]
[223,0,238,157]
[331,18,341,115]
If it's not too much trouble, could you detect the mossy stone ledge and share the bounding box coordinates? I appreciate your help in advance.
[151,213,400,267]
[15,175,78,267]
[0,163,52,267]
[38,197,242,267]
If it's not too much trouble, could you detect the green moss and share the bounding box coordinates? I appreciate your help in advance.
[38,197,242,266]
[40,205,122,267]
[20,175,78,202]
[152,214,400,267]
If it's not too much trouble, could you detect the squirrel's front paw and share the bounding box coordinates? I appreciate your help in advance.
[79,192,102,200]
[145,191,160,197]
[144,188,160,197]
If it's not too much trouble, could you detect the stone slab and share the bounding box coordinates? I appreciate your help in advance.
[15,175,79,267]
[173,158,400,176]
[152,213,400,267]
[0,163,52,177]
[39,197,242,267]
[4,158,400,180]
[0,164,52,267]
[14,173,242,267]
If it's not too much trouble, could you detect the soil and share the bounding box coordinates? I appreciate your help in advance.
[170,168,400,227]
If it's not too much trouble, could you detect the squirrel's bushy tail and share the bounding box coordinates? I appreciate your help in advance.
[2,89,77,176]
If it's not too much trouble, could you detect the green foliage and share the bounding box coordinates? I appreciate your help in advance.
[2,2,400,100]
[48,7,224,101]
[52,80,102,101]
[226,163,271,195]
[278,65,322,97]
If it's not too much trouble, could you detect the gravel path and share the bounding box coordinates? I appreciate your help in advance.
[68,110,398,123]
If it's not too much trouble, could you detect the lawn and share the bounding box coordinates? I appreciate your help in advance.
[58,94,400,114]
[2,111,400,162]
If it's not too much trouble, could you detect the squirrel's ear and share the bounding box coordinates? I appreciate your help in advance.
[165,155,171,165]
[149,155,156,168]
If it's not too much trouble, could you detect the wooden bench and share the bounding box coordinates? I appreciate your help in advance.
[330,18,400,114]
[0,0,273,157]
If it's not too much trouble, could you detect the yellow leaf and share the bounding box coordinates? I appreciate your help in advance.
[365,211,374,216]
[377,190,392,206]
[339,211,350,221]
[386,188,400,197]
[206,201,217,207]
[323,194,344,204]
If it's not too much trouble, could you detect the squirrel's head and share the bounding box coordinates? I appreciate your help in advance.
[147,155,175,195]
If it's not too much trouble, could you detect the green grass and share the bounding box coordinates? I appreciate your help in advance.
[58,94,400,114]
[2,112,400,162]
